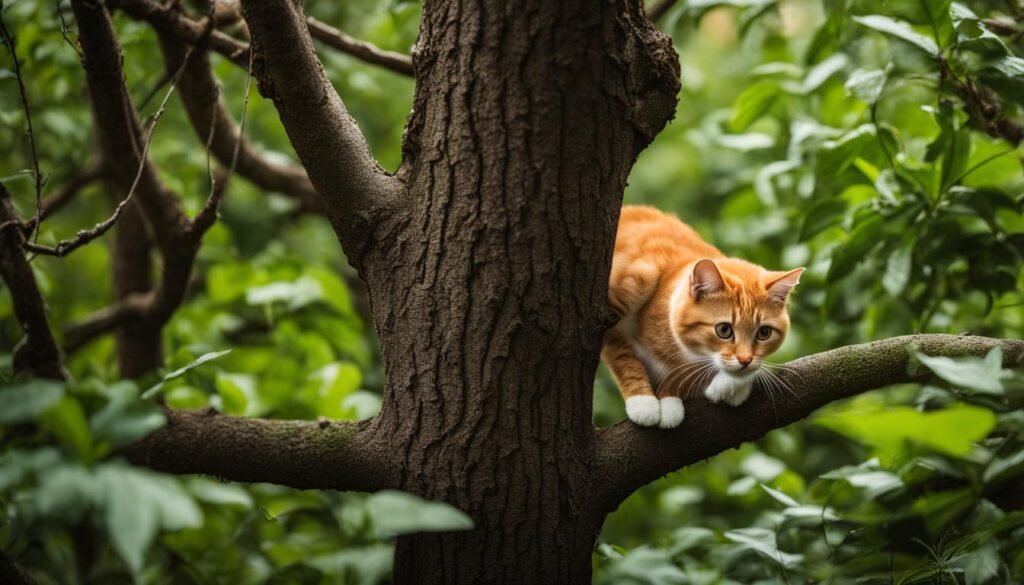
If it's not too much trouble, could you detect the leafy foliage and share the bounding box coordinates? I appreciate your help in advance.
[0,0,1022,583]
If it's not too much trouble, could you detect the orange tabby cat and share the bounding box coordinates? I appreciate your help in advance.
[603,205,803,428]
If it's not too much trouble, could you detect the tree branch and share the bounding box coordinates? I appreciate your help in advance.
[646,0,680,22]
[239,0,404,252]
[124,409,397,492]
[306,16,414,77]
[21,160,104,234]
[155,26,321,212]
[0,185,65,380]
[592,334,1024,517]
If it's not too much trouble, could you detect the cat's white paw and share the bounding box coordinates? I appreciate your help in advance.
[658,397,685,429]
[704,372,753,407]
[625,395,661,427]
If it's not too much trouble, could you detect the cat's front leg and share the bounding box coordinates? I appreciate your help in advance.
[603,330,662,427]
[703,372,753,406]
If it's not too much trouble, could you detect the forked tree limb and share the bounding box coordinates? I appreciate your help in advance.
[155,29,321,212]
[113,0,414,77]
[124,409,397,492]
[592,334,1024,517]
[238,0,405,259]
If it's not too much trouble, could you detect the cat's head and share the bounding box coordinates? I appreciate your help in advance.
[670,258,803,377]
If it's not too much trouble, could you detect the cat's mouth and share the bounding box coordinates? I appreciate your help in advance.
[718,360,760,378]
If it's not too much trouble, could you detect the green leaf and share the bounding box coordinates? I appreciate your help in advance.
[39,397,93,461]
[799,198,847,241]
[983,448,1024,486]
[0,448,62,490]
[853,15,939,55]
[817,403,997,458]
[961,540,1003,585]
[187,477,253,508]
[914,346,1008,394]
[882,245,913,296]
[801,53,848,94]
[215,372,254,416]
[844,68,888,103]
[0,380,64,425]
[826,214,884,284]
[365,490,473,538]
[306,544,394,584]
[96,463,203,573]
[716,133,774,151]
[598,546,686,585]
[143,349,231,398]
[760,484,799,507]
[729,81,780,132]
[912,488,974,536]
[90,382,166,449]
[725,527,804,568]
[818,125,876,178]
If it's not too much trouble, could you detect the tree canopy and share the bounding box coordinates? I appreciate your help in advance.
[1,0,1023,583]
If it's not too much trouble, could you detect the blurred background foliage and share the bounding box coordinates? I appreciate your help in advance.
[1,0,1023,582]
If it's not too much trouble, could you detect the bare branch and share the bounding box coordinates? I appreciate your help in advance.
[0,550,36,585]
[72,0,190,250]
[0,185,65,380]
[21,160,104,233]
[0,15,45,243]
[646,0,680,22]
[592,334,1024,517]
[113,0,250,67]
[239,0,404,248]
[24,40,197,258]
[155,24,321,212]
[124,409,397,492]
[306,16,414,77]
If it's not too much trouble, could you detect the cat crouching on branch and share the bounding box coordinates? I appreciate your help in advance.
[603,205,804,429]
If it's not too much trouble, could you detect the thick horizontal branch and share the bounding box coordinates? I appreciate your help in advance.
[592,334,1024,517]
[125,409,397,492]
[239,0,405,255]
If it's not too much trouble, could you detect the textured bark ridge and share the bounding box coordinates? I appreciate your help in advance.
[354,2,680,583]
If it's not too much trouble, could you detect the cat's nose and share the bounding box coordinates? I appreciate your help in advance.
[737,356,753,368]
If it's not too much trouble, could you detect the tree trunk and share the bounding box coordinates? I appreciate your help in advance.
[359,1,679,582]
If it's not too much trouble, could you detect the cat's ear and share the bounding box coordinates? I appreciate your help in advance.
[690,259,725,300]
[765,268,804,304]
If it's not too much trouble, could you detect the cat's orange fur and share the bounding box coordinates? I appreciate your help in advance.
[603,205,803,428]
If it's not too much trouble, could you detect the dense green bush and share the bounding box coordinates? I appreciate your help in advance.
[2,0,1022,582]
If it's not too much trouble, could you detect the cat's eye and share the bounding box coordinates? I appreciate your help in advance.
[714,323,733,339]
[756,325,773,341]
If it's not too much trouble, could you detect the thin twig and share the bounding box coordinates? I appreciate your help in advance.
[190,48,254,236]
[0,15,45,244]
[56,0,83,58]
[25,45,199,258]
[21,160,104,233]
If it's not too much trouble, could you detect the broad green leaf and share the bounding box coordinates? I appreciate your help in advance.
[365,490,473,538]
[983,448,1024,486]
[0,380,64,425]
[801,53,848,94]
[39,397,93,461]
[725,527,804,568]
[960,540,1003,585]
[799,198,847,241]
[914,346,1008,394]
[818,125,876,178]
[729,81,780,132]
[760,484,799,507]
[845,68,888,103]
[597,545,686,585]
[853,15,939,55]
[816,403,997,458]
[90,382,166,449]
[912,488,974,536]
[187,477,253,508]
[882,245,913,296]
[716,133,774,151]
[96,463,203,573]
[0,447,62,490]
[740,453,785,482]
[143,350,231,398]
[826,215,884,284]
[306,544,394,584]
[215,372,255,416]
